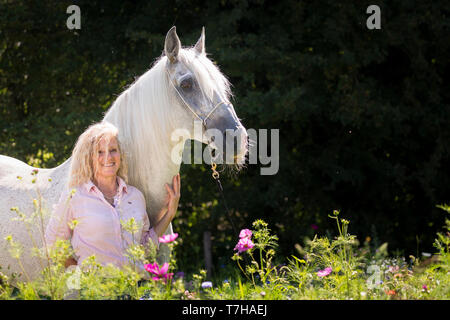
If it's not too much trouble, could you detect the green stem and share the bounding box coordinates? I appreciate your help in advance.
[236,259,251,282]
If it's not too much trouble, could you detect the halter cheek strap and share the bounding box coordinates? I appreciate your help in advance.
[166,68,226,127]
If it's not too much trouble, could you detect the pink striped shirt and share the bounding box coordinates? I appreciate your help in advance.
[45,177,159,270]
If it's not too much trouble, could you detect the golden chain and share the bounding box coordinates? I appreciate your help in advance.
[211,162,219,180]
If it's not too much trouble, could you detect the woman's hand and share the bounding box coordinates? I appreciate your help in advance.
[154,174,181,237]
[164,173,181,220]
[160,173,180,220]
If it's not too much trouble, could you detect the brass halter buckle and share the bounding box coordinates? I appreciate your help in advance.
[211,162,220,180]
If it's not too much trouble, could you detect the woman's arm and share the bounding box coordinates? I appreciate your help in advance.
[154,173,181,237]
[65,257,78,268]
[140,174,181,247]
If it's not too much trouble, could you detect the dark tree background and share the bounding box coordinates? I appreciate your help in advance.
[1,0,449,274]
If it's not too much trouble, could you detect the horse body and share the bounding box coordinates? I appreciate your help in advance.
[0,27,248,282]
[0,156,70,280]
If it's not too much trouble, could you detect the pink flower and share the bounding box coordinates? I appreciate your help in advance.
[385,289,396,296]
[239,229,252,239]
[388,265,399,273]
[159,233,178,243]
[317,267,332,277]
[422,284,428,292]
[234,237,254,253]
[144,262,173,281]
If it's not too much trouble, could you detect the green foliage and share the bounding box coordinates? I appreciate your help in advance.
[1,191,449,300]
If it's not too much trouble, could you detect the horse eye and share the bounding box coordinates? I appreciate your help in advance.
[180,79,192,90]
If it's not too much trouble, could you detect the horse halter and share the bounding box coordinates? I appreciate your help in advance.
[165,68,226,128]
[165,67,239,236]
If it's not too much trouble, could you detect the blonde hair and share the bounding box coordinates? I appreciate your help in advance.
[68,121,128,188]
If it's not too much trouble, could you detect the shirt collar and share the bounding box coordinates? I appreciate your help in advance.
[85,177,128,194]
[117,176,128,194]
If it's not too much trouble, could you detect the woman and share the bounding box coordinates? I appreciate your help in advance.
[45,121,180,271]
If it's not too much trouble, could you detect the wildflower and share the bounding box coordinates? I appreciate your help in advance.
[144,262,173,281]
[385,289,396,296]
[183,290,196,300]
[422,285,428,292]
[388,265,399,273]
[260,291,266,297]
[174,271,184,279]
[239,229,252,239]
[234,237,254,253]
[317,267,332,277]
[310,224,318,231]
[159,233,179,243]
[201,281,213,289]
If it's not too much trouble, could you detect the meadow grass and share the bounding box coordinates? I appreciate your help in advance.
[1,173,449,300]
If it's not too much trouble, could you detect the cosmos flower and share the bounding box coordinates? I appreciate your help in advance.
[144,262,173,281]
[234,237,254,253]
[159,233,179,243]
[239,229,252,239]
[385,289,396,296]
[317,267,332,277]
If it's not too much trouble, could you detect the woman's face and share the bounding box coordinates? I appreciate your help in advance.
[93,136,121,180]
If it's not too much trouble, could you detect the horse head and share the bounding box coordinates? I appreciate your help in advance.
[164,26,248,169]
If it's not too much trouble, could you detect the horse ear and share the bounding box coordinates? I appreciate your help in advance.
[194,26,205,55]
[165,26,181,63]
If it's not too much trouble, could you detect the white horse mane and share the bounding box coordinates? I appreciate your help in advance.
[104,55,178,199]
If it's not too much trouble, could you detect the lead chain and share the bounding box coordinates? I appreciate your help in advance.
[211,161,219,180]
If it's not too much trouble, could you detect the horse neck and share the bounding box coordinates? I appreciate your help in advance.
[102,66,185,212]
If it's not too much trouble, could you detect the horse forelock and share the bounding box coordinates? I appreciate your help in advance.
[178,48,233,103]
